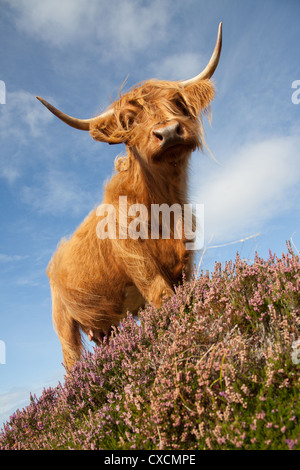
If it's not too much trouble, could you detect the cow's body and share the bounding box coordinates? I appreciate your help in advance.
[38,24,222,370]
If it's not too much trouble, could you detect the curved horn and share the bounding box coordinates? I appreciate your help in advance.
[181,22,222,87]
[36,96,114,131]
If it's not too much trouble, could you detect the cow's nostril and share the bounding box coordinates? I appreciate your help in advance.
[153,122,183,146]
[175,123,182,135]
[153,129,164,141]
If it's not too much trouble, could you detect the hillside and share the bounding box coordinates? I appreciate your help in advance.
[1,242,299,450]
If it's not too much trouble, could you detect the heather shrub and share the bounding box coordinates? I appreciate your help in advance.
[1,242,299,450]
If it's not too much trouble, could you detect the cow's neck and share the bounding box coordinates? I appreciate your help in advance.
[127,147,190,207]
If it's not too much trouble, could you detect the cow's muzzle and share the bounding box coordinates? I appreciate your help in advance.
[153,121,185,150]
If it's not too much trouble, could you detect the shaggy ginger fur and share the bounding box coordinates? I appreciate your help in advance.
[47,79,215,370]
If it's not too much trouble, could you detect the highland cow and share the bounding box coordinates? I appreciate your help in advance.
[37,23,222,370]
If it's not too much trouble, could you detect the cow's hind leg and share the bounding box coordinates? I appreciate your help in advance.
[51,285,82,371]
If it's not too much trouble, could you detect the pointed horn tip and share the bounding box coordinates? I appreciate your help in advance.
[216,21,223,52]
[35,96,92,130]
[214,22,222,51]
[36,96,52,110]
[181,22,223,86]
[35,95,114,131]
[36,96,46,103]
[218,21,222,42]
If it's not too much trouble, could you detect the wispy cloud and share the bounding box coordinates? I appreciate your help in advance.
[192,134,300,243]
[5,0,95,47]
[0,254,29,263]
[149,52,206,81]
[0,90,53,140]
[22,169,95,217]
[5,0,172,55]
[0,90,54,183]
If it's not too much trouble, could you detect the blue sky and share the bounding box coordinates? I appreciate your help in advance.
[1,0,300,429]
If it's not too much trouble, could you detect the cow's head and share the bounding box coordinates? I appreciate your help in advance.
[37,23,222,168]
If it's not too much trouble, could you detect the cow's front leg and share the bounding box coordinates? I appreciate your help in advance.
[116,240,175,308]
[145,274,174,307]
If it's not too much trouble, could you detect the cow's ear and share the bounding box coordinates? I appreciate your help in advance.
[184,79,215,116]
[89,113,124,144]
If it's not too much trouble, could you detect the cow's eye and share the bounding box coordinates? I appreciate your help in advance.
[120,112,136,130]
[127,115,135,127]
[174,98,189,116]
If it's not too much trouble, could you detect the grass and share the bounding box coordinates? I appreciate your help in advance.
[0,241,299,450]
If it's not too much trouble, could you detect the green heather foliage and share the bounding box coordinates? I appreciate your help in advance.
[1,242,299,450]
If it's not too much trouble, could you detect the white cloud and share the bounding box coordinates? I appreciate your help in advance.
[22,169,95,217]
[0,166,20,184]
[108,1,169,53]
[0,254,29,263]
[192,135,300,243]
[6,0,94,46]
[0,90,53,141]
[149,52,206,81]
[0,90,54,183]
[5,0,172,54]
